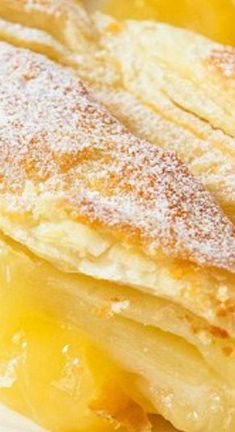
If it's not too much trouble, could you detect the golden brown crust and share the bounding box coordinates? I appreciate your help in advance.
[0,41,234,273]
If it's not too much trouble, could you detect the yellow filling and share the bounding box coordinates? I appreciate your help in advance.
[88,0,235,45]
[0,237,139,432]
[0,234,183,432]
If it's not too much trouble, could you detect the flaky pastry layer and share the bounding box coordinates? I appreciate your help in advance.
[0,0,234,222]
[0,41,234,337]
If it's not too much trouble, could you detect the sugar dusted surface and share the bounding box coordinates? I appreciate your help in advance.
[0,41,234,272]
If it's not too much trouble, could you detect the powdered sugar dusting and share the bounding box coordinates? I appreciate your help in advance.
[0,41,234,272]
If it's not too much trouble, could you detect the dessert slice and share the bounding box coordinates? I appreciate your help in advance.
[0,40,234,325]
[0,41,234,432]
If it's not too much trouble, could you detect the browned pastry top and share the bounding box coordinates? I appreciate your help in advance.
[0,41,234,272]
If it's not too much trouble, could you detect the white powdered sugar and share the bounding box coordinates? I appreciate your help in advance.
[0,41,234,272]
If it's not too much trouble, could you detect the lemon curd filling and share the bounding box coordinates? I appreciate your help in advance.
[0,231,235,432]
[87,0,235,45]
[0,236,134,432]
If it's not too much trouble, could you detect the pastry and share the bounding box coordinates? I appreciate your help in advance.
[0,2,234,432]
[0,0,234,222]
[0,40,234,432]
[93,13,235,223]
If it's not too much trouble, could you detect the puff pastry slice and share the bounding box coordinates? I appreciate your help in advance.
[0,6,234,432]
[0,41,234,328]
